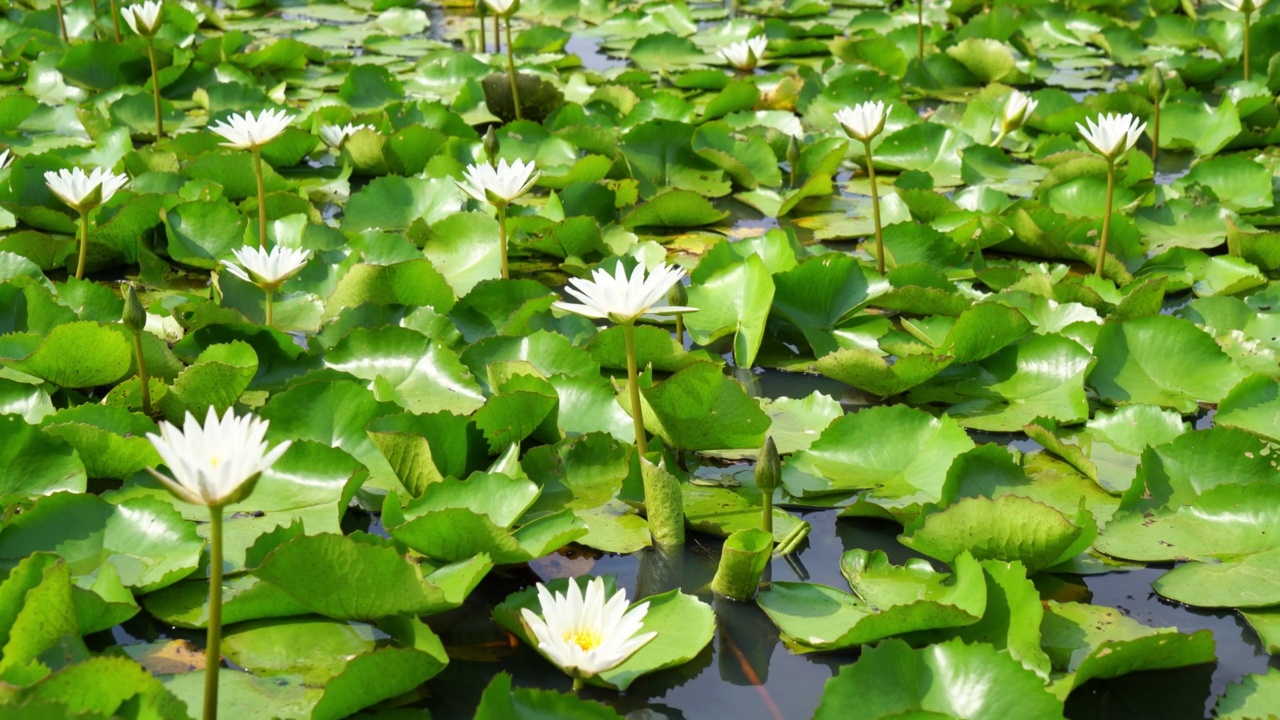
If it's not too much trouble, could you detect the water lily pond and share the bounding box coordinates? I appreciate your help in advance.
[2,0,1280,717]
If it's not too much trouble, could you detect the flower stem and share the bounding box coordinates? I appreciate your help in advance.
[1095,157,1116,278]
[504,17,522,121]
[253,148,267,249]
[56,0,68,43]
[147,40,163,140]
[572,677,584,693]
[989,128,1007,148]
[493,15,501,53]
[132,330,151,416]
[109,0,122,42]
[917,0,924,62]
[761,486,773,533]
[75,210,89,280]
[204,505,225,720]
[1243,11,1251,82]
[478,5,486,52]
[1150,98,1160,167]
[623,322,647,457]
[496,203,509,279]
[674,314,684,348]
[264,289,274,328]
[862,139,885,275]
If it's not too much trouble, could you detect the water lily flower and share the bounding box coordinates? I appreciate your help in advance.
[1218,0,1265,11]
[554,261,696,459]
[520,577,656,688]
[1076,113,1147,278]
[0,149,11,169]
[221,245,310,326]
[719,36,767,71]
[146,406,289,720]
[459,158,540,278]
[122,0,163,37]
[1076,113,1146,160]
[482,0,517,15]
[991,89,1037,146]
[45,167,130,280]
[319,123,375,149]
[222,245,311,290]
[553,262,696,326]
[208,108,295,150]
[209,109,295,247]
[147,406,291,508]
[835,102,892,274]
[834,100,890,143]
[44,166,128,214]
[459,157,540,206]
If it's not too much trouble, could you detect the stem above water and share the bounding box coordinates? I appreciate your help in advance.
[132,330,151,416]
[504,17,522,121]
[623,322,647,457]
[147,40,163,140]
[862,139,885,275]
[204,506,225,720]
[496,203,509,279]
[253,148,267,249]
[75,211,90,280]
[1095,157,1116,278]
[264,289,274,328]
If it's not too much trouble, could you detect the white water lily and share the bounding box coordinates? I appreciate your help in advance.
[0,149,10,169]
[1218,0,1265,11]
[208,108,295,150]
[553,262,697,325]
[458,157,540,207]
[319,123,375,149]
[834,100,891,142]
[122,0,163,36]
[1076,112,1147,159]
[44,167,129,213]
[520,577,657,681]
[1001,89,1038,131]
[719,36,767,71]
[482,0,517,14]
[146,406,292,507]
[221,245,311,290]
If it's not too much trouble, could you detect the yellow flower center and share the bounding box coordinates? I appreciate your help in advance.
[565,628,601,652]
[209,455,222,469]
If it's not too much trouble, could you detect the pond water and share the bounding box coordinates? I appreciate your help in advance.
[408,505,1276,719]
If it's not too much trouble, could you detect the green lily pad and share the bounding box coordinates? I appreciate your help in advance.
[1217,374,1280,444]
[325,326,485,416]
[0,415,86,497]
[1040,601,1216,699]
[40,405,160,480]
[685,254,774,369]
[1087,315,1248,413]
[758,551,986,653]
[473,673,624,719]
[2,321,132,389]
[0,492,202,593]
[1153,546,1280,609]
[254,533,491,620]
[785,405,974,500]
[1095,484,1280,562]
[900,495,1095,574]
[812,638,1066,719]
[1215,669,1280,720]
[639,361,770,452]
[522,433,650,554]
[382,474,587,564]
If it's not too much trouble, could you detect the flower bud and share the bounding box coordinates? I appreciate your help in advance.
[755,436,780,493]
[484,126,500,167]
[122,283,146,335]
